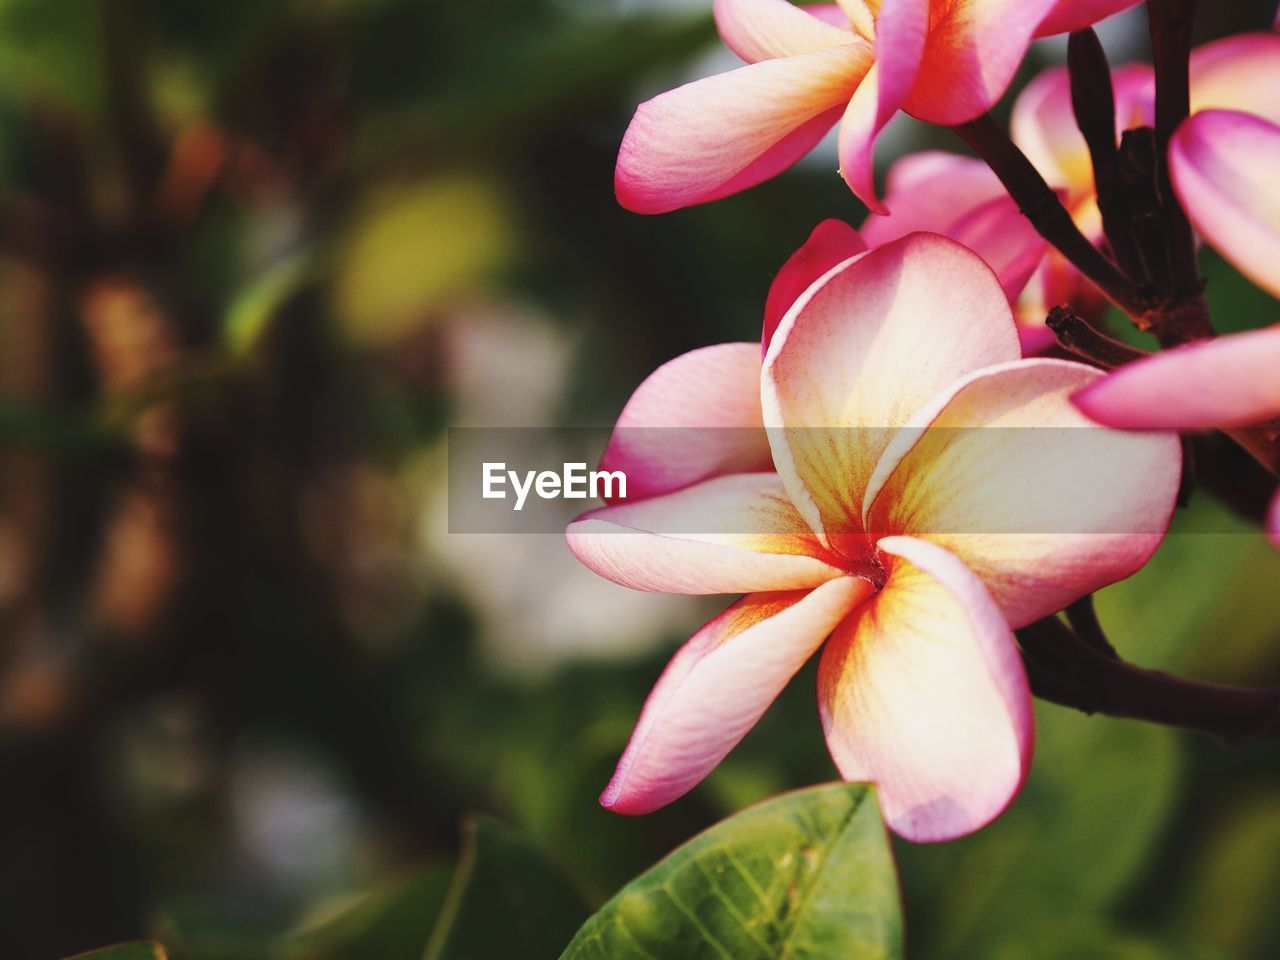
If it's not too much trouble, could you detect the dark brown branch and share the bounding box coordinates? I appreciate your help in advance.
[1118,127,1175,300]
[1018,617,1280,742]
[1065,594,1118,659]
[1045,305,1148,369]
[1068,29,1145,282]
[1147,0,1201,297]
[952,114,1149,320]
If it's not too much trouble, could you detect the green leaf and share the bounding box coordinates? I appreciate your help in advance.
[285,866,453,960]
[560,782,902,960]
[65,945,169,960]
[424,816,590,960]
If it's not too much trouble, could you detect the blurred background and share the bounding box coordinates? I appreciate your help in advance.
[1,1,1278,957]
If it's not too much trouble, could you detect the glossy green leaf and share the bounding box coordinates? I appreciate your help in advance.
[65,945,168,960]
[561,782,901,960]
[424,816,590,960]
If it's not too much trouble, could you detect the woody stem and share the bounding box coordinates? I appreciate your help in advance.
[951,114,1151,321]
[1018,615,1280,741]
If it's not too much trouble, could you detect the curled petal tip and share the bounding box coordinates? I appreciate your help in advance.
[1070,327,1280,430]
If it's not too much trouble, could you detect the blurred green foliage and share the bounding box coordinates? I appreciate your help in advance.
[66,946,169,960]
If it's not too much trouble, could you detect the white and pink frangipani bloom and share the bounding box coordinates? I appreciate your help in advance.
[566,232,1181,841]
[615,0,1141,216]
[1074,325,1280,549]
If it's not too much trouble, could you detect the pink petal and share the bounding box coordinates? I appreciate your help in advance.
[1034,0,1143,37]
[1189,33,1280,126]
[1267,486,1280,550]
[1009,62,1154,197]
[862,151,1044,301]
[762,232,1020,542]
[566,473,850,594]
[1018,323,1060,356]
[808,4,854,29]
[818,535,1033,842]
[861,152,1007,240]
[1013,238,1107,335]
[1113,63,1159,130]
[599,343,772,502]
[603,577,874,814]
[837,65,892,213]
[763,219,867,355]
[864,359,1181,627]
[714,0,854,63]
[1169,110,1280,299]
[708,105,850,208]
[903,0,1059,125]
[1073,325,1280,429]
[1010,65,1092,190]
[616,45,872,214]
[838,0,929,211]
[946,195,1048,301]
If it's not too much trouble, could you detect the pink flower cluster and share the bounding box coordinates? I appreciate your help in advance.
[568,0,1280,842]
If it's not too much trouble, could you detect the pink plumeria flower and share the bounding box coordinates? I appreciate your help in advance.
[1075,107,1280,549]
[1013,31,1280,210]
[567,233,1180,841]
[615,0,1141,215]
[853,33,1280,347]
[1008,32,1280,311]
[840,65,1152,347]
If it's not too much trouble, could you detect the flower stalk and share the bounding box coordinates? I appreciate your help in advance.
[1147,0,1202,298]
[952,113,1149,320]
[1067,29,1146,284]
[1018,614,1280,742]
